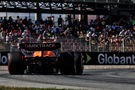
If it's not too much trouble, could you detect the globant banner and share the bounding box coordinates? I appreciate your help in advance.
[1,52,135,65]
[0,52,8,65]
[82,52,135,65]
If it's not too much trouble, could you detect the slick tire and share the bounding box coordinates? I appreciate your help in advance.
[8,52,25,75]
[59,52,83,75]
[74,52,84,75]
[59,52,75,75]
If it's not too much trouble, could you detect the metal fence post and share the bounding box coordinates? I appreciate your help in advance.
[89,37,91,52]
[60,42,63,52]
[122,39,125,52]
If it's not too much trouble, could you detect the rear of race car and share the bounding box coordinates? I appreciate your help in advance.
[8,43,61,74]
[8,42,84,75]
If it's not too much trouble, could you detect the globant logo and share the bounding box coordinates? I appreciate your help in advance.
[98,53,135,65]
[0,53,8,65]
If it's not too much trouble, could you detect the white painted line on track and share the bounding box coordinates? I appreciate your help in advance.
[1,65,135,71]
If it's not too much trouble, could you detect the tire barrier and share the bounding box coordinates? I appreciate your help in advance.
[0,52,8,65]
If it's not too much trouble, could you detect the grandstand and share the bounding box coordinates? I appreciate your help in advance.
[0,0,135,52]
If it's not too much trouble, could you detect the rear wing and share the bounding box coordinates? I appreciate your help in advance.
[19,43,61,51]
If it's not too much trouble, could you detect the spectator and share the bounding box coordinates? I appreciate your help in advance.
[0,15,134,52]
[66,15,72,26]
[58,15,63,27]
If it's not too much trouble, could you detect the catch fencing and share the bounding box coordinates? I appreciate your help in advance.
[0,36,135,66]
[0,36,135,52]
[57,37,135,52]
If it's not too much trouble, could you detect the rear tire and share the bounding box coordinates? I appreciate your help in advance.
[8,52,25,75]
[59,52,75,75]
[74,52,83,75]
[59,52,83,75]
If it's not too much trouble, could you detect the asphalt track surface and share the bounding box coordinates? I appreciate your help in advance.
[1,67,135,90]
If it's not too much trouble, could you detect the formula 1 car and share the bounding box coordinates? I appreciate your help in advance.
[8,42,84,75]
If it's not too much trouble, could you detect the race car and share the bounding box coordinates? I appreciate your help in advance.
[8,42,84,75]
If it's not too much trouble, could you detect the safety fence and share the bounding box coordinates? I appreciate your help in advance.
[0,37,135,66]
[0,35,135,52]
[57,37,135,52]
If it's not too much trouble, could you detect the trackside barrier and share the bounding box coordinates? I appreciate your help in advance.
[0,37,135,65]
[83,52,135,65]
[1,52,135,65]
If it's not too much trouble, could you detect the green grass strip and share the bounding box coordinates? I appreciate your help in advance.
[0,86,74,90]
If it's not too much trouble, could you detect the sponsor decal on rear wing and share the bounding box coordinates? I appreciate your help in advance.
[19,43,61,51]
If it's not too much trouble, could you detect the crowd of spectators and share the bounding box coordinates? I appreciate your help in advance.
[0,15,135,52]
